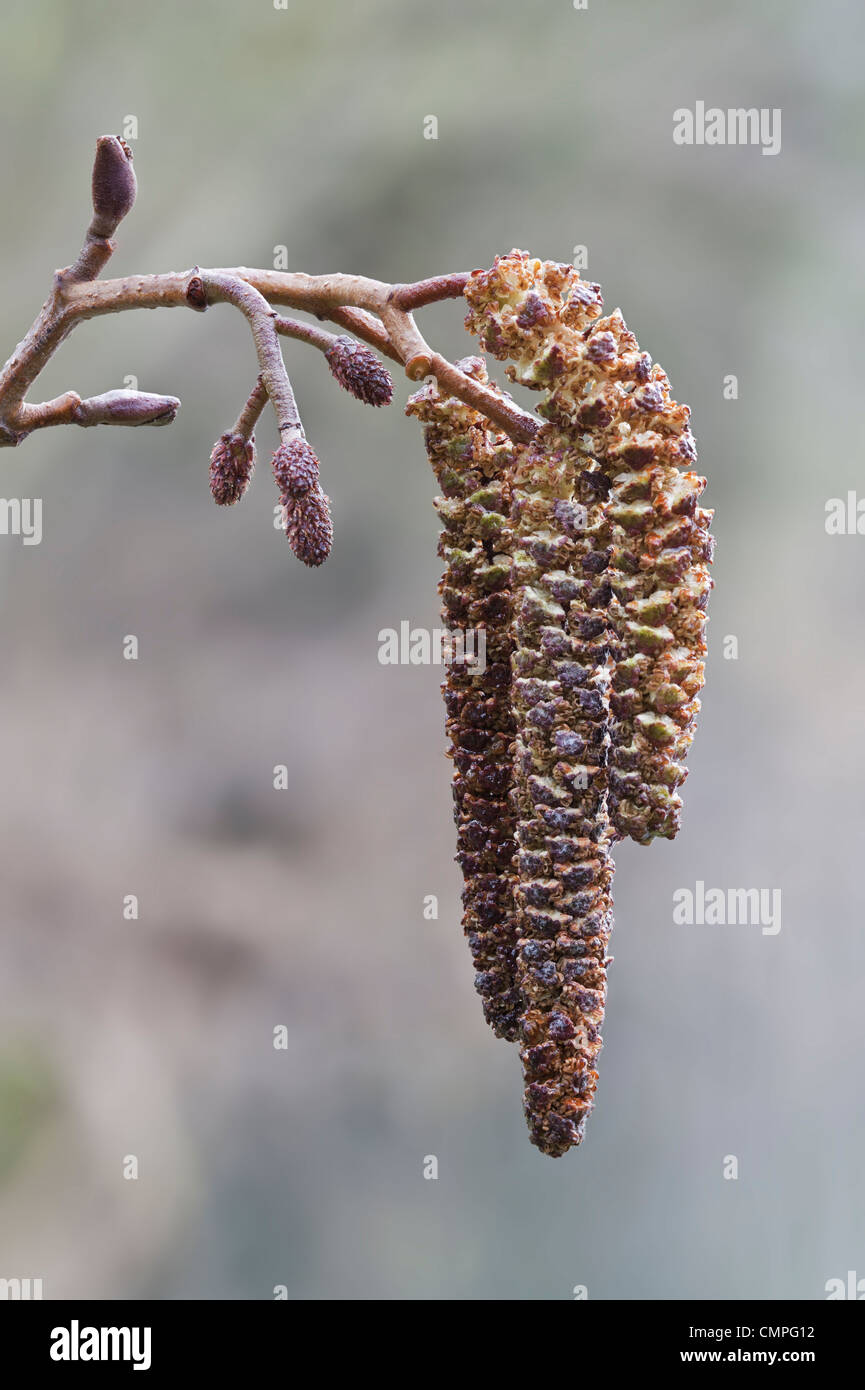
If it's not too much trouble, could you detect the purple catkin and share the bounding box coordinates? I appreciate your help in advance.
[325,336,393,407]
[272,437,320,497]
[209,431,255,506]
[282,482,333,566]
[407,359,522,1042]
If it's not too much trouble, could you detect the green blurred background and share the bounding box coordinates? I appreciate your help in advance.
[0,0,862,1299]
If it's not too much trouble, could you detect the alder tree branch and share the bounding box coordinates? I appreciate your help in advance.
[0,138,541,571]
[0,137,539,454]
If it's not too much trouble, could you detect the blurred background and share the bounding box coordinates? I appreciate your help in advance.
[0,0,862,1300]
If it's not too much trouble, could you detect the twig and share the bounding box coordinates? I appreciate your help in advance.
[273,316,333,354]
[392,273,470,311]
[0,139,541,449]
[231,376,268,441]
[193,271,304,443]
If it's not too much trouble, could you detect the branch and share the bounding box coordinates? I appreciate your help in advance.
[231,376,268,442]
[194,270,303,443]
[392,273,470,311]
[322,305,399,362]
[13,388,179,437]
[0,139,541,462]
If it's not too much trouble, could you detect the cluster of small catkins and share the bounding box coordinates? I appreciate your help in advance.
[409,251,713,1156]
[208,336,392,567]
[272,437,334,569]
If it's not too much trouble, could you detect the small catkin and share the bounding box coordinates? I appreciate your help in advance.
[209,431,255,506]
[282,482,333,567]
[407,359,522,1041]
[325,336,394,407]
[272,437,320,497]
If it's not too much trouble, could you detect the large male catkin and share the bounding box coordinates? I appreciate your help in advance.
[461,251,713,1153]
[531,307,712,844]
[506,424,616,1155]
[601,365,713,843]
[465,255,617,1154]
[466,253,713,848]
[407,360,522,1041]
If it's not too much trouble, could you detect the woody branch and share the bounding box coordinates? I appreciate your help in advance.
[0,137,540,449]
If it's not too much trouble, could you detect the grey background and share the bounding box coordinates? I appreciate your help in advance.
[0,0,861,1299]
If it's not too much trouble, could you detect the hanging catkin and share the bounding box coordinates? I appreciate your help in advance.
[601,360,713,843]
[462,250,713,1153]
[526,302,711,845]
[465,255,617,1155]
[0,130,717,1162]
[506,424,616,1155]
[407,359,522,1041]
[466,252,713,847]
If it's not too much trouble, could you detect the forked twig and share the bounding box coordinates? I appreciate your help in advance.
[0,138,539,451]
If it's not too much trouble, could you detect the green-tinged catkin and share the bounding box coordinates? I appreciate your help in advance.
[407,359,521,1041]
[507,427,615,1155]
[466,250,713,848]
[596,359,712,842]
[465,254,616,1154]
[464,250,713,1151]
[536,308,713,844]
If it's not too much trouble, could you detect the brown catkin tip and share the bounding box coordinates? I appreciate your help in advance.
[272,437,320,497]
[90,135,137,238]
[209,432,255,506]
[325,336,394,406]
[282,482,333,566]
